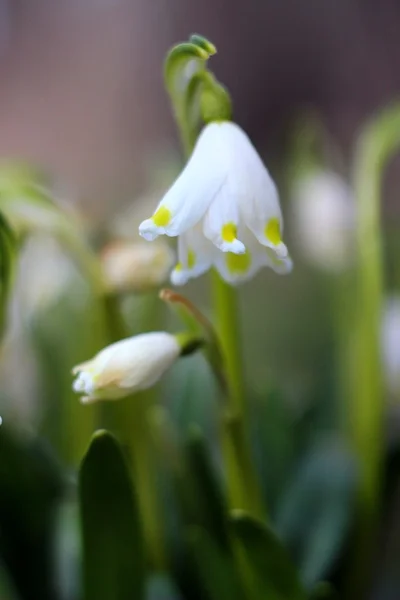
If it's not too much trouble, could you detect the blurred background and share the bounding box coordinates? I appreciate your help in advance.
[0,1,400,600]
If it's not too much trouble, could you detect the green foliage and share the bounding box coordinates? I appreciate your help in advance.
[78,430,145,600]
[188,526,244,600]
[275,437,357,588]
[230,512,307,600]
[0,212,16,337]
[177,427,229,550]
[0,426,63,600]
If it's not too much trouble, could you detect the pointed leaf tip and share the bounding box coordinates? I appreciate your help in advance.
[229,512,307,600]
[79,429,145,600]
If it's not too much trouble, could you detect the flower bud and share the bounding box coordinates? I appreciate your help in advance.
[291,171,355,272]
[100,240,174,293]
[72,332,182,403]
[381,295,400,397]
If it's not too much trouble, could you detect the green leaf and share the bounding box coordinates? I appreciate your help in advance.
[188,526,244,600]
[0,163,63,236]
[0,426,63,600]
[229,512,307,600]
[181,426,229,550]
[309,582,336,599]
[145,574,183,600]
[0,212,16,336]
[79,430,145,600]
[275,437,357,589]
[250,389,296,512]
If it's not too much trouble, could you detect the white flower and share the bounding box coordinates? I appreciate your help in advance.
[100,240,175,293]
[291,171,355,272]
[381,296,400,397]
[139,121,292,285]
[72,332,181,403]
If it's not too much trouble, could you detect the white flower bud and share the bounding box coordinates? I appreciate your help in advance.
[72,332,181,403]
[381,295,400,397]
[100,240,174,293]
[291,171,355,272]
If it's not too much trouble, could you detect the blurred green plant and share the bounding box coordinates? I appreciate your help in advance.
[0,32,399,600]
[0,212,16,337]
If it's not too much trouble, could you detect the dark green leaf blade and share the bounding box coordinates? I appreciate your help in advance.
[275,437,357,589]
[0,212,16,336]
[229,511,307,600]
[0,426,63,600]
[188,526,244,600]
[79,430,145,600]
[182,426,229,550]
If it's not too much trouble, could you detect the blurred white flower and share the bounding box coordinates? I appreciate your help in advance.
[100,240,175,293]
[72,332,181,403]
[381,296,400,397]
[291,171,355,272]
[139,121,292,285]
[15,235,83,320]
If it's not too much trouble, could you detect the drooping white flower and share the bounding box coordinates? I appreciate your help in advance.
[381,296,400,397]
[291,171,355,272]
[139,121,292,285]
[100,240,175,293]
[72,332,181,403]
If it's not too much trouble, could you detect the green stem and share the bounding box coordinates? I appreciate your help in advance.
[126,390,165,569]
[58,224,106,297]
[165,41,264,519]
[347,103,400,595]
[212,272,264,521]
[212,272,245,416]
[100,292,166,569]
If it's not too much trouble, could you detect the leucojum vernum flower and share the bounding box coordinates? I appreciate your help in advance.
[139,121,293,285]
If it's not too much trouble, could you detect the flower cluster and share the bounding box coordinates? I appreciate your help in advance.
[139,121,292,285]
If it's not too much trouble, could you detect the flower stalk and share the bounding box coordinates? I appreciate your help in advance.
[347,103,400,595]
[162,35,266,520]
[100,294,168,569]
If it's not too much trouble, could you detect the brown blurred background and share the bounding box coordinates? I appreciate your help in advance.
[1,0,400,219]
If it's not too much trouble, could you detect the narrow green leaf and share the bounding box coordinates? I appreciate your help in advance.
[188,526,244,600]
[0,212,16,336]
[275,437,357,588]
[182,426,229,550]
[79,430,145,600]
[145,574,183,600]
[229,512,307,600]
[309,582,336,599]
[0,426,63,600]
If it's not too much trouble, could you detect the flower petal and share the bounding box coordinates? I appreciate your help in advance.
[263,247,293,275]
[170,225,215,286]
[139,125,227,241]
[203,184,245,254]
[214,226,265,285]
[215,122,288,257]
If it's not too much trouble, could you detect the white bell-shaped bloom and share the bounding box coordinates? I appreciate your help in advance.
[139,121,292,285]
[291,171,355,272]
[72,332,180,403]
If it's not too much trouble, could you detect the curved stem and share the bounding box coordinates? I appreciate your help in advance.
[347,103,400,595]
[164,38,264,519]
